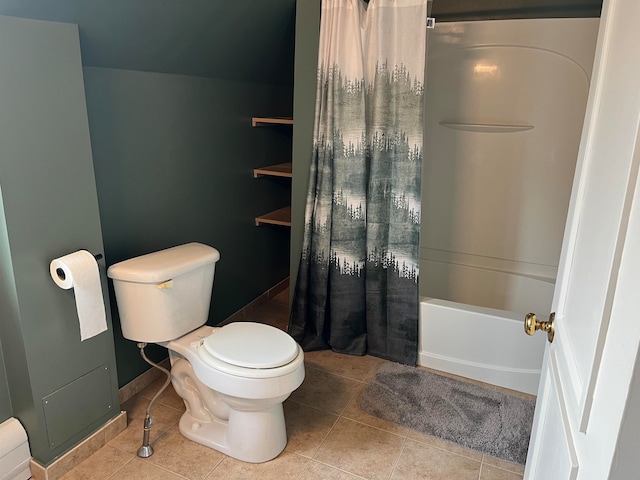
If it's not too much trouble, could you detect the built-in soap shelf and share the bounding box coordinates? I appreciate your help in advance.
[252,117,293,227]
[439,122,534,133]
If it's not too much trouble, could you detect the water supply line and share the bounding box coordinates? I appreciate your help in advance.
[136,342,172,458]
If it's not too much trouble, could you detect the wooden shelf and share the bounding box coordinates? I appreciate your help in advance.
[252,115,292,227]
[254,162,292,178]
[251,117,293,127]
[255,206,291,227]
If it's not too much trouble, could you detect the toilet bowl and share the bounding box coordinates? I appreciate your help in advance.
[164,324,304,463]
[107,243,305,463]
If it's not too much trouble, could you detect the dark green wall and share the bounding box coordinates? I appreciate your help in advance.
[83,67,293,386]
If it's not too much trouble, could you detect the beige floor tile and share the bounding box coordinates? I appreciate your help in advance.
[289,366,362,415]
[146,425,225,480]
[60,445,133,480]
[391,439,481,480]
[299,460,366,479]
[270,288,290,306]
[284,400,339,457]
[482,455,526,475]
[249,311,289,331]
[109,457,186,479]
[244,303,290,330]
[303,350,385,382]
[139,378,186,411]
[109,396,182,455]
[248,295,287,314]
[313,417,405,480]
[204,451,309,479]
[63,293,533,480]
[480,464,524,480]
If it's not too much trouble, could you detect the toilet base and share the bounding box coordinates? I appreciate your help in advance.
[177,402,288,463]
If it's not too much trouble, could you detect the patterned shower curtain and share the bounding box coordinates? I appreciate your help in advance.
[289,0,427,365]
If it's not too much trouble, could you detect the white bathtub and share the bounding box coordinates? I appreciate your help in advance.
[418,298,547,395]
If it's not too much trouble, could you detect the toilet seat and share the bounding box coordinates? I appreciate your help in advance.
[168,325,303,380]
[167,325,305,398]
[203,322,299,369]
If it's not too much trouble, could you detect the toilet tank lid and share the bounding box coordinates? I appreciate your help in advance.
[107,243,220,283]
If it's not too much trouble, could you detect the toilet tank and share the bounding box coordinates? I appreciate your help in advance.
[107,243,220,342]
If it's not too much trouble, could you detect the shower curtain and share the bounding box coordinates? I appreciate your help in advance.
[289,0,427,365]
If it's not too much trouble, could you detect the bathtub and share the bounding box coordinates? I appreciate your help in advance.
[418,298,547,395]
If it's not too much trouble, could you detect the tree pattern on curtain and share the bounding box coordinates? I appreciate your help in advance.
[289,0,427,365]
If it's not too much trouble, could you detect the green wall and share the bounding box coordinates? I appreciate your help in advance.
[0,15,120,465]
[0,195,19,427]
[0,196,11,423]
[290,0,321,299]
[0,338,11,423]
[83,67,293,386]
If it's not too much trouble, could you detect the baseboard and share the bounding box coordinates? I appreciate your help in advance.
[118,358,171,405]
[220,277,289,326]
[28,411,127,480]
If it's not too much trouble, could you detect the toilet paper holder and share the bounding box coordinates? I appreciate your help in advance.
[49,249,108,341]
[53,252,103,282]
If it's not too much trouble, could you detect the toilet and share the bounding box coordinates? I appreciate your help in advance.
[107,242,305,463]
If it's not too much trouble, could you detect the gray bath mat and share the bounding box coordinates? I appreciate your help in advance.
[359,362,535,465]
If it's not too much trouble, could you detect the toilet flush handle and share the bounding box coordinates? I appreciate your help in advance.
[156,280,174,289]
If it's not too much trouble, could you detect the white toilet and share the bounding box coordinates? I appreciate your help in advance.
[107,242,305,463]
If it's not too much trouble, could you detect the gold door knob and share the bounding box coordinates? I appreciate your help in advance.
[524,312,555,343]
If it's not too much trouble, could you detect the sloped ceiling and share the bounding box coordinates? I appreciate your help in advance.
[0,0,602,86]
[0,0,296,86]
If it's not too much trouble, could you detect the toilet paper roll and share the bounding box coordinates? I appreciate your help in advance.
[50,250,107,341]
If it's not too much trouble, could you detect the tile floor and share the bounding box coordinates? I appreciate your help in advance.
[61,290,527,480]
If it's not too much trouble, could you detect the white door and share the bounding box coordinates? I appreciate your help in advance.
[524,1,640,479]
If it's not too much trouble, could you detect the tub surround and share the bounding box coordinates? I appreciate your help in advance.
[419,18,599,315]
